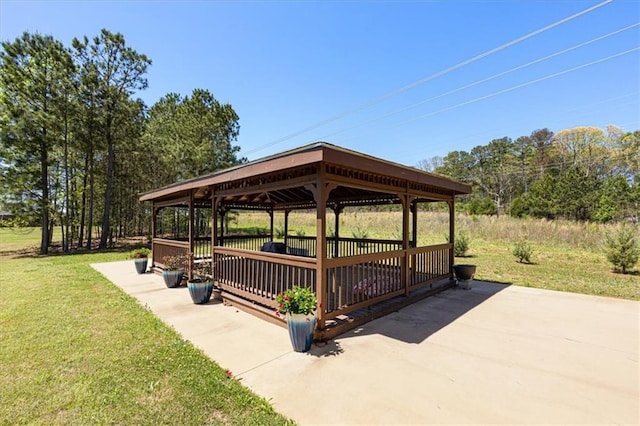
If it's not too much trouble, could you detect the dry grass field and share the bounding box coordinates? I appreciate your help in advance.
[231,210,639,301]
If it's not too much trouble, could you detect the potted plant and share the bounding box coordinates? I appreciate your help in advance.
[161,254,187,288]
[187,261,215,304]
[453,264,476,290]
[131,247,150,274]
[276,286,318,352]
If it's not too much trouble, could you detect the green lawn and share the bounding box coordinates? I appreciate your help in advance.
[1,214,638,423]
[0,230,293,425]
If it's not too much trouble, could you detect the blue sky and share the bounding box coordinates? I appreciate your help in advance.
[1,0,638,166]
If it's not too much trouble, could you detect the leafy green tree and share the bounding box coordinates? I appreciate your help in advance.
[72,29,151,249]
[436,150,474,182]
[470,137,517,216]
[0,32,75,254]
[529,128,555,178]
[593,176,633,223]
[143,88,242,186]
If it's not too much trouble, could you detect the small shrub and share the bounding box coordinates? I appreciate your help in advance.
[352,224,369,247]
[130,247,150,259]
[512,239,534,263]
[275,226,285,239]
[449,232,470,257]
[605,225,640,274]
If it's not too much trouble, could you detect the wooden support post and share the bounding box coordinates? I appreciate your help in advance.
[306,177,335,331]
[333,204,342,258]
[211,189,217,246]
[401,194,412,296]
[411,200,418,248]
[284,209,290,247]
[188,190,194,280]
[219,208,226,247]
[268,208,274,241]
[151,205,158,268]
[448,199,455,279]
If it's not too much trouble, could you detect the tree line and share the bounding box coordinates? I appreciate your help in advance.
[0,30,243,254]
[419,126,639,222]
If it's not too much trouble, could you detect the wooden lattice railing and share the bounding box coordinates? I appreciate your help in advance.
[214,247,317,309]
[286,235,403,258]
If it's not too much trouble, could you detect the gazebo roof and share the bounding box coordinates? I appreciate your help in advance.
[140,142,471,209]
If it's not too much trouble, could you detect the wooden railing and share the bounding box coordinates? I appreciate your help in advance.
[219,235,271,252]
[322,244,452,320]
[286,235,317,257]
[408,243,452,287]
[286,235,403,258]
[152,238,189,268]
[155,236,451,324]
[193,237,211,260]
[214,247,317,309]
[324,250,405,319]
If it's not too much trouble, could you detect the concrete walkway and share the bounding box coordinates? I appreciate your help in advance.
[92,260,639,425]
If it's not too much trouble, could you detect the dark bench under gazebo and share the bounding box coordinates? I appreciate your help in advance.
[140,142,471,340]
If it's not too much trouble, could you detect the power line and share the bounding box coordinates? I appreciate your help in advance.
[241,0,614,157]
[316,50,638,158]
[399,47,640,126]
[309,22,640,142]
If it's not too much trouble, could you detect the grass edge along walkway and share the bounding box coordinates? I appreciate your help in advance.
[0,250,294,425]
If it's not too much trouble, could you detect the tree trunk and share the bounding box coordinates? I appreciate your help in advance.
[78,153,89,249]
[40,135,50,255]
[63,108,70,252]
[99,122,115,249]
[86,153,95,250]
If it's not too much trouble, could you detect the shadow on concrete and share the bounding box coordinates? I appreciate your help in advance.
[308,339,345,357]
[334,281,510,345]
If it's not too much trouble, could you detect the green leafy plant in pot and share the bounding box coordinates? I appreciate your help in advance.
[187,260,215,304]
[276,286,318,352]
[131,247,150,274]
[161,254,187,288]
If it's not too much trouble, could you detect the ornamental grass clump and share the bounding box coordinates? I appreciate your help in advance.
[276,286,317,315]
[162,254,188,271]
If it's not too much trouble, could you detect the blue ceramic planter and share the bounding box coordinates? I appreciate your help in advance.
[187,279,214,304]
[286,313,317,352]
[134,258,148,274]
[162,270,184,288]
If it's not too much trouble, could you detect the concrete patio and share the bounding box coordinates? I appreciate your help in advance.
[92,260,639,425]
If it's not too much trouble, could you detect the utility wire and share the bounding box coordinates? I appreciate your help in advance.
[333,46,639,145]
[399,47,640,125]
[411,91,640,153]
[242,0,614,157]
[310,22,640,142]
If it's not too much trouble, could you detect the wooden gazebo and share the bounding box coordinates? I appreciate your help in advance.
[140,142,471,340]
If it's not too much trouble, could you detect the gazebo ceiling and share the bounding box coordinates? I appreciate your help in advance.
[140,142,471,209]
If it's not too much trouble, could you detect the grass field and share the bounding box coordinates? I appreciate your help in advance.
[0,229,293,425]
[1,213,637,423]
[232,210,639,301]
